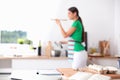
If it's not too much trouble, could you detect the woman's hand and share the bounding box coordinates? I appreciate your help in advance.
[60,41,68,44]
[55,19,61,26]
[55,19,76,38]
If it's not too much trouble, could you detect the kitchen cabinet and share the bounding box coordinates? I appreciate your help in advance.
[0,56,71,70]
[88,55,120,68]
[0,74,10,80]
[0,56,71,80]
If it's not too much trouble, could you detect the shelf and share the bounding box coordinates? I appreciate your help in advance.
[0,56,68,60]
[88,55,120,59]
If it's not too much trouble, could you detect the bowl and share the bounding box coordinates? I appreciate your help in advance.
[51,50,61,57]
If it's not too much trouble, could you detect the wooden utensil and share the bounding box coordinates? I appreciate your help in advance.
[45,41,53,57]
[51,19,68,21]
[99,40,110,56]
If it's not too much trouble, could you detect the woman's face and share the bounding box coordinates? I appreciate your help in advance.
[68,11,76,20]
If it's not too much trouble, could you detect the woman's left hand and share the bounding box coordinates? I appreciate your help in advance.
[55,19,61,26]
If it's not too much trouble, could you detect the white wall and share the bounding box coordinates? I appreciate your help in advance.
[114,0,120,54]
[0,0,61,44]
[0,0,119,54]
[55,0,115,54]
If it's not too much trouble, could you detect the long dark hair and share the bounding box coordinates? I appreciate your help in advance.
[68,7,85,42]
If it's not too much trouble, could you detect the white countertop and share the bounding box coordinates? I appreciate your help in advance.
[10,70,62,80]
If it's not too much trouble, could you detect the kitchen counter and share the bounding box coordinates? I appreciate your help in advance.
[89,55,120,59]
[57,68,120,79]
[0,55,68,60]
[0,54,119,60]
[0,56,71,72]
[10,70,61,80]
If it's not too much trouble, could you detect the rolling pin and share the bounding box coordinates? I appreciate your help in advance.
[51,19,68,21]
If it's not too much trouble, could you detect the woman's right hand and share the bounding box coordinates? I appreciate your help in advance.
[55,19,61,26]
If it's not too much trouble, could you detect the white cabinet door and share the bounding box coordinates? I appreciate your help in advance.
[0,74,10,80]
[12,59,71,70]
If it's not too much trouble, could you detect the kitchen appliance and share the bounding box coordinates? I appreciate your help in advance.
[51,50,61,57]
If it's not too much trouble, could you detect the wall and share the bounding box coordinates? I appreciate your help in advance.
[0,0,61,44]
[90,58,119,68]
[114,0,120,54]
[0,0,118,54]
[53,0,115,54]
[0,0,119,71]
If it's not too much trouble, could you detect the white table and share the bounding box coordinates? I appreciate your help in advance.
[10,70,62,80]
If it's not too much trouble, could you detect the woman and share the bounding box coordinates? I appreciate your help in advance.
[55,7,88,70]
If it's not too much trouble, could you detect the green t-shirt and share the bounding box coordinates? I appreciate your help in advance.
[70,20,85,51]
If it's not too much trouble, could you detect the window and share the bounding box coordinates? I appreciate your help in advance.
[0,0,62,44]
[0,0,62,55]
[0,30,27,43]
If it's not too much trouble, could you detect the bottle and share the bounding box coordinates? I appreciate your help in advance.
[38,40,41,56]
